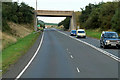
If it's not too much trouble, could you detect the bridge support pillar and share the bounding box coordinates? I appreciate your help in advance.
[69,12,76,30]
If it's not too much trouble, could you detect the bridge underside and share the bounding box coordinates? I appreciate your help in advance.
[37,15,72,17]
[34,10,76,31]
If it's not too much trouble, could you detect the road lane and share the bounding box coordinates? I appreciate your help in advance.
[60,30,119,57]
[20,28,118,78]
[21,29,77,78]
[54,29,118,78]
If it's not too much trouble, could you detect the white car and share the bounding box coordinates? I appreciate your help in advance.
[76,29,86,38]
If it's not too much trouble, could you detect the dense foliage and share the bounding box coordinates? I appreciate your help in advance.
[58,17,70,30]
[45,23,58,26]
[58,1,120,33]
[2,2,34,32]
[79,1,120,33]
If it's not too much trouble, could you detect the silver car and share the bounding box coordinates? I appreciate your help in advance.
[100,31,120,49]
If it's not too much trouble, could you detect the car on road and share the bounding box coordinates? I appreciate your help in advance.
[76,29,86,38]
[70,30,76,36]
[100,31,120,49]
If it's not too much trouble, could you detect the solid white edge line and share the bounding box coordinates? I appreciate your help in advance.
[55,30,120,62]
[15,32,44,80]
[76,67,80,73]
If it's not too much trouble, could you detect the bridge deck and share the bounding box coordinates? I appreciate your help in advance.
[35,10,74,17]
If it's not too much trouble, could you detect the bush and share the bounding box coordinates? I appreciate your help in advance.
[2,2,34,32]
[79,2,119,32]
[2,19,11,32]
[111,8,120,33]
[58,17,70,30]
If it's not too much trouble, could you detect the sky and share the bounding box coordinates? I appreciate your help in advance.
[12,0,114,23]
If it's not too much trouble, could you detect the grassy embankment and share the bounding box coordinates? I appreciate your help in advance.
[1,32,40,74]
[1,2,37,75]
[2,22,33,50]
[86,29,101,39]
[55,26,64,30]
[86,29,120,39]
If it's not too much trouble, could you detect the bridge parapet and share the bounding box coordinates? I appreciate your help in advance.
[35,10,74,17]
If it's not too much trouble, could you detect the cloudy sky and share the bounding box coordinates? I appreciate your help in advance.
[12,0,114,23]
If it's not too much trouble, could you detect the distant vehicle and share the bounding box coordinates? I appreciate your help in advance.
[100,31,120,49]
[76,29,86,38]
[70,30,76,36]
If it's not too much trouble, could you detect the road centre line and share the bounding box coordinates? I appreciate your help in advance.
[56,30,120,62]
[76,67,80,73]
[15,32,44,79]
[70,55,74,59]
[66,48,68,51]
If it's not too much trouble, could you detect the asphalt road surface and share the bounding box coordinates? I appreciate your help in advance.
[62,31,119,57]
[19,28,118,78]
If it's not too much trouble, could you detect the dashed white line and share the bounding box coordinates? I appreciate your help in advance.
[66,48,68,51]
[76,67,80,73]
[70,55,74,59]
[55,29,120,62]
[15,32,44,79]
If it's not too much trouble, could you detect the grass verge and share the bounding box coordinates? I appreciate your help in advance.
[86,29,101,39]
[86,29,120,39]
[1,32,40,74]
[55,27,64,30]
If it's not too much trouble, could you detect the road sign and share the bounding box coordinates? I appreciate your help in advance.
[37,24,40,27]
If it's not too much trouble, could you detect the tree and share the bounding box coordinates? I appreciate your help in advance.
[79,3,96,27]
[2,2,34,32]
[85,8,100,29]
[58,17,70,30]
[111,8,120,32]
[79,2,119,32]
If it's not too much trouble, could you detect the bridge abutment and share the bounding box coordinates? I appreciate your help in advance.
[69,12,76,30]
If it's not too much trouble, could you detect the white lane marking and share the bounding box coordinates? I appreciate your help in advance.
[76,67,80,73]
[15,32,44,79]
[70,55,74,59]
[66,48,68,51]
[56,30,120,62]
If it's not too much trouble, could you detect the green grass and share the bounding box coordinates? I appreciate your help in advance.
[55,27,64,30]
[86,29,101,39]
[45,23,58,26]
[1,32,40,73]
